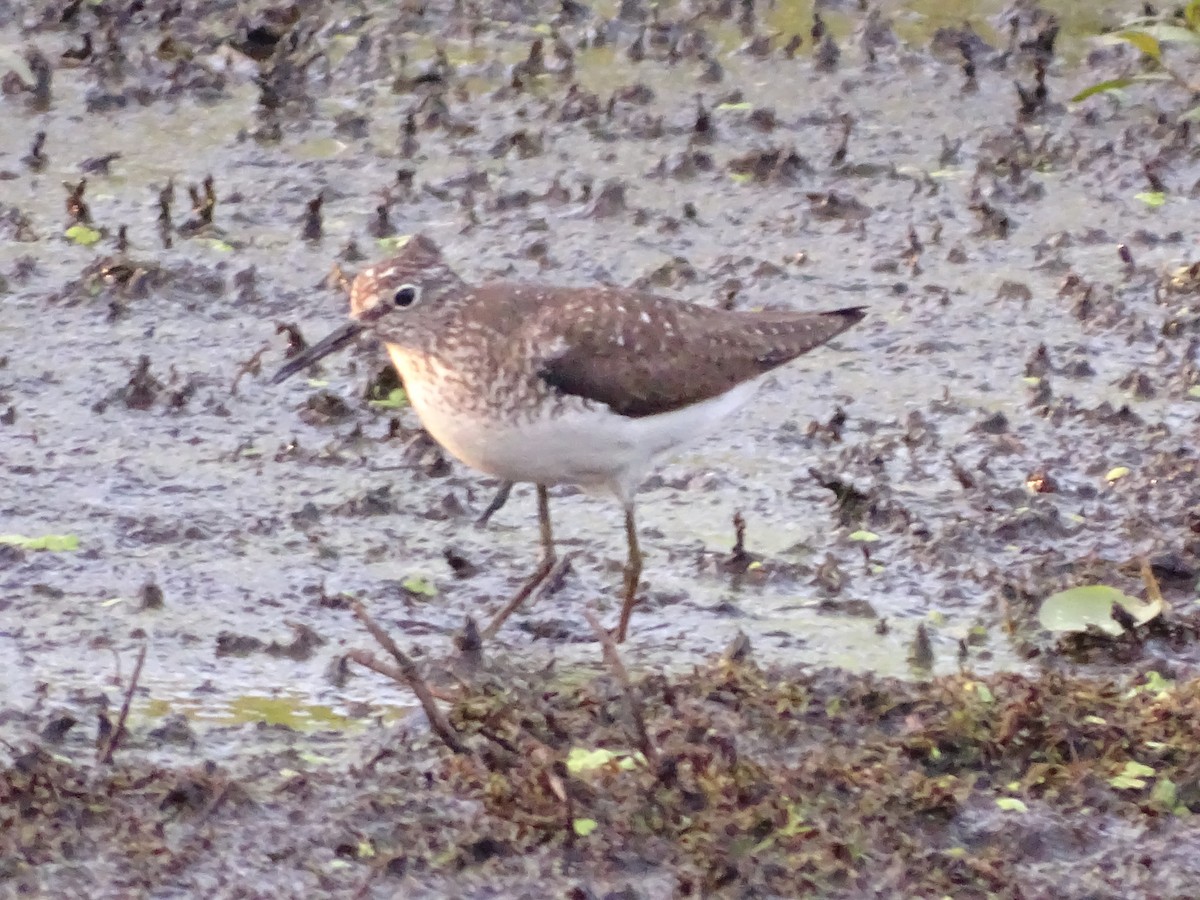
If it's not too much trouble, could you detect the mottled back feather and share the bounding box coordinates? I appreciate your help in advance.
[530,292,865,417]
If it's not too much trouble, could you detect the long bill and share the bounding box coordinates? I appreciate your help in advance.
[270,321,366,385]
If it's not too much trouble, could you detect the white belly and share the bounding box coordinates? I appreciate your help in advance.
[391,346,760,503]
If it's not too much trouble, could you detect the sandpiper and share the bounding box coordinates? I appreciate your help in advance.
[272,235,864,642]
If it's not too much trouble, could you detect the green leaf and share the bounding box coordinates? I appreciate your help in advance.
[926,168,964,180]
[1068,70,1175,104]
[1105,466,1131,481]
[1123,674,1174,700]
[715,101,753,111]
[567,747,620,773]
[1134,191,1166,207]
[64,224,101,246]
[0,533,80,552]
[1135,23,1200,45]
[972,683,994,704]
[573,818,598,837]
[401,575,437,597]
[848,530,880,542]
[1187,0,1200,31]
[1109,760,1156,789]
[368,388,408,409]
[751,804,811,852]
[1038,585,1163,636]
[298,751,334,765]
[1151,777,1178,808]
[996,797,1028,812]
[1186,386,1200,398]
[1137,671,1175,695]
[1070,77,1137,102]
[378,234,415,251]
[777,805,809,837]
[566,747,642,774]
[1109,29,1162,60]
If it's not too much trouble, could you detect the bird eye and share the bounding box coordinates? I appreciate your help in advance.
[393,284,419,308]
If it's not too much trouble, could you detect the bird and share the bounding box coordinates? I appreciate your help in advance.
[271,234,864,642]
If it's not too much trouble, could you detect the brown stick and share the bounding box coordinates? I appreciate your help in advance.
[1139,556,1165,606]
[349,601,469,755]
[98,643,146,764]
[584,609,658,767]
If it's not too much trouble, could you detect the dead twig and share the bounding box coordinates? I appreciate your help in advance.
[98,643,146,764]
[345,650,459,703]
[1139,556,1166,607]
[584,609,658,768]
[349,601,469,755]
[230,346,267,396]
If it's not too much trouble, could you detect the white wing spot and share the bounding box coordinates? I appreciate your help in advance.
[640,312,651,323]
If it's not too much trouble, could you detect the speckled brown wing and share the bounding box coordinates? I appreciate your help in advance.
[534,289,865,418]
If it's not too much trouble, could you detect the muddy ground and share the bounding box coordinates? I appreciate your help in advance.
[1,0,1199,896]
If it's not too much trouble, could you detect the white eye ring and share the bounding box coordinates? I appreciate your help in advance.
[393,284,419,308]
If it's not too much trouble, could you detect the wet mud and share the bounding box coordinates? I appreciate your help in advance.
[2,0,1199,895]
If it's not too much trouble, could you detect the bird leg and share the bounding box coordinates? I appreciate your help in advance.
[481,484,556,639]
[615,504,642,643]
[475,480,513,527]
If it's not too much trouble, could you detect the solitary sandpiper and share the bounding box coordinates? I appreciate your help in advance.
[272,235,864,642]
